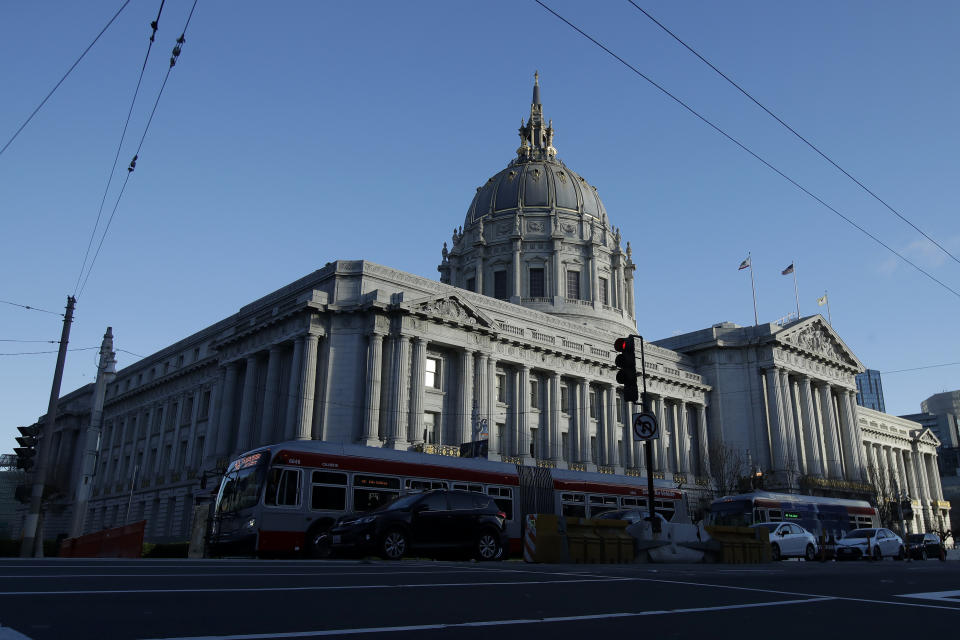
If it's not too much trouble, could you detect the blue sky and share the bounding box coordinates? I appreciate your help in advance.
[2,1,958,451]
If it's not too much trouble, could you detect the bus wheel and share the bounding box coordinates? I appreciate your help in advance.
[771,543,781,561]
[804,544,816,562]
[381,529,407,560]
[476,531,502,561]
[307,525,333,559]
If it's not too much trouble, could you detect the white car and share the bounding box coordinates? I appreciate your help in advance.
[751,522,818,561]
[835,527,904,561]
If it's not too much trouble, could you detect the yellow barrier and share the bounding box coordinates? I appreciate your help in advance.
[524,515,636,564]
[704,525,771,564]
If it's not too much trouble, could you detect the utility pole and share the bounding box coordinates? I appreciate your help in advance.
[69,327,116,538]
[21,295,75,557]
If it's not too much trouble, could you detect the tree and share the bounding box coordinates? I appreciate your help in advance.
[707,442,749,498]
[865,463,900,530]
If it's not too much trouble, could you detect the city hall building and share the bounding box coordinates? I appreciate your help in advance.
[21,78,950,543]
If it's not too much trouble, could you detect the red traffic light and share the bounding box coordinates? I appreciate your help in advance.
[614,337,631,352]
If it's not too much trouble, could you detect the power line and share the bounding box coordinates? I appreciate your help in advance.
[535,0,960,300]
[625,1,960,268]
[0,347,98,356]
[0,339,58,343]
[0,0,133,158]
[77,0,200,298]
[881,362,960,375]
[75,0,168,297]
[0,299,63,316]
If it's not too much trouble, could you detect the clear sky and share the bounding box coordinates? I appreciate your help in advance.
[2,1,958,452]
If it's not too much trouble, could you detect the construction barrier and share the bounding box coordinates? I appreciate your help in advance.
[523,515,635,563]
[59,520,146,558]
[703,525,771,564]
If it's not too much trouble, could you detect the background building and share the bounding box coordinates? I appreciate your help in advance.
[856,369,886,412]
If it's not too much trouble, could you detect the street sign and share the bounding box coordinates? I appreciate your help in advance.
[632,412,658,441]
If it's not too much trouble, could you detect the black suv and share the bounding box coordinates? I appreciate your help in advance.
[906,533,945,560]
[331,489,508,560]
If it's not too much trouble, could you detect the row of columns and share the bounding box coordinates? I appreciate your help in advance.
[866,440,945,532]
[763,367,864,481]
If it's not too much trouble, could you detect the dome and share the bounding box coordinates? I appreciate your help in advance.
[464,160,607,228]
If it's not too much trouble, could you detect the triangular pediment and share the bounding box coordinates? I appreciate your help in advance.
[776,315,863,370]
[402,293,494,329]
[915,427,942,447]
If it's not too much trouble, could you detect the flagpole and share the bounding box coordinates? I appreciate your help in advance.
[825,290,832,325]
[792,259,800,319]
[749,252,758,326]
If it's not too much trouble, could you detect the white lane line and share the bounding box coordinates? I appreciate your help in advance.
[897,590,960,603]
[0,576,629,596]
[138,597,835,639]
[0,570,486,579]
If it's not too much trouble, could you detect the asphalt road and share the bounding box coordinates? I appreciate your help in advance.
[0,557,958,640]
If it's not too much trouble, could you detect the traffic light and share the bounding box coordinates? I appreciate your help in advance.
[14,425,39,471]
[613,336,639,403]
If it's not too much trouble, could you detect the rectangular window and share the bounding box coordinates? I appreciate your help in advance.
[425,357,442,389]
[567,271,580,300]
[530,427,538,458]
[496,373,506,403]
[178,440,188,468]
[194,436,205,468]
[493,271,507,299]
[591,436,598,463]
[488,486,513,520]
[199,390,211,419]
[599,277,609,305]
[496,424,504,453]
[616,398,623,423]
[423,412,439,444]
[530,380,540,409]
[562,432,569,461]
[589,390,597,419]
[311,471,347,511]
[529,268,545,297]
[265,468,302,507]
[183,395,194,424]
[560,385,569,412]
[168,404,178,429]
[353,475,401,511]
[466,277,476,293]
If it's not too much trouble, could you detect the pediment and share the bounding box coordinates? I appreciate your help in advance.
[776,315,863,370]
[402,293,494,329]
[915,427,942,447]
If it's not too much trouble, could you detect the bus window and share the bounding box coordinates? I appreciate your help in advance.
[589,495,619,517]
[353,475,401,511]
[406,479,446,491]
[561,493,586,518]
[754,509,766,523]
[622,497,640,507]
[452,483,484,493]
[488,486,513,520]
[655,499,675,522]
[768,510,782,522]
[311,471,347,511]
[265,468,302,507]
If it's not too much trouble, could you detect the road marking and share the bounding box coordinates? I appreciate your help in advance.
[138,597,835,639]
[0,570,489,579]
[0,576,629,596]
[897,590,960,603]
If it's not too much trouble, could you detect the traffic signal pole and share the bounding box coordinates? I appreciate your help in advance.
[639,336,657,530]
[20,295,75,557]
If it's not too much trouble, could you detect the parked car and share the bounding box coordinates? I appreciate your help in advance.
[835,527,904,561]
[906,533,945,561]
[330,489,508,561]
[751,522,818,561]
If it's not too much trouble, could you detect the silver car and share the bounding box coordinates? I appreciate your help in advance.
[835,527,904,561]
[751,522,818,561]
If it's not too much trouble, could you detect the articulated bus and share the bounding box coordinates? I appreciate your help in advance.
[706,491,879,541]
[210,440,684,557]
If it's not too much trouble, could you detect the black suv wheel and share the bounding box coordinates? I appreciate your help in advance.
[382,529,407,560]
[476,530,502,561]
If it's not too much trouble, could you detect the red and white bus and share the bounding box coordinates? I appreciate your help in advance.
[210,440,684,557]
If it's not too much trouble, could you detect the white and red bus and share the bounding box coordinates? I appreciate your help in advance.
[210,440,684,557]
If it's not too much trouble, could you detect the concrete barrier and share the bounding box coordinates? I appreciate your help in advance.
[59,521,146,558]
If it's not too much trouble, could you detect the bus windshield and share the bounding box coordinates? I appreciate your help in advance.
[215,451,270,515]
[707,499,752,527]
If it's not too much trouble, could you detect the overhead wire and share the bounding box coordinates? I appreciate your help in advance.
[74,0,168,297]
[0,0,133,158]
[625,1,960,268]
[0,299,63,316]
[534,1,960,300]
[77,0,200,299]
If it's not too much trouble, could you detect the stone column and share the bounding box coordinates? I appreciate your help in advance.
[929,453,945,501]
[408,337,426,446]
[487,356,498,454]
[778,370,800,474]
[695,404,710,477]
[511,239,522,301]
[799,377,822,477]
[215,362,239,457]
[865,442,879,485]
[847,390,867,479]
[578,378,591,464]
[360,332,384,446]
[914,449,933,530]
[458,349,474,445]
[817,383,842,478]
[677,401,690,474]
[183,387,203,473]
[386,334,411,450]
[296,334,320,440]
[550,372,562,461]
[904,450,920,502]
[235,354,260,453]
[838,389,862,481]
[653,395,665,472]
[553,244,563,299]
[898,449,917,533]
[764,368,788,473]
[283,338,304,441]
[605,384,617,466]
[259,346,284,445]
[518,365,530,461]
